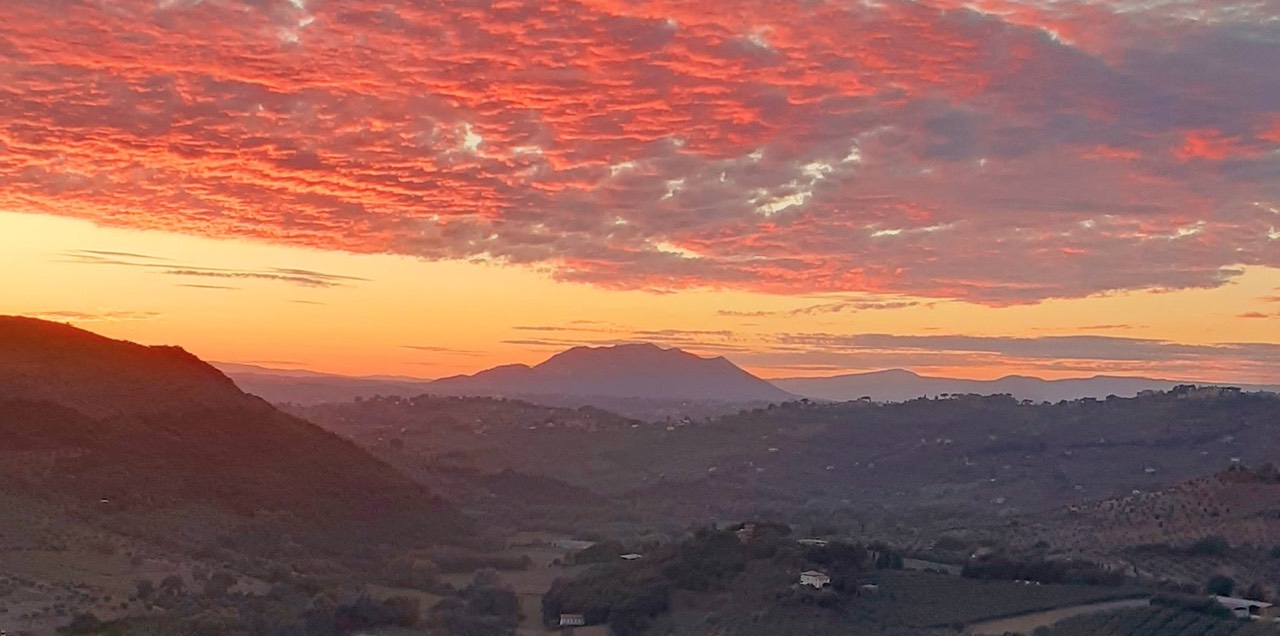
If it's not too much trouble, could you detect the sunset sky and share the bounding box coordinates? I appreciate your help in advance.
[2,0,1279,382]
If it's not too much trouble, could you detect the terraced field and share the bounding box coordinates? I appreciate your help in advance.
[1041,607,1280,636]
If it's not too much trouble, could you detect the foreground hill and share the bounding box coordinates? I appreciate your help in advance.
[0,316,464,546]
[774,369,1280,403]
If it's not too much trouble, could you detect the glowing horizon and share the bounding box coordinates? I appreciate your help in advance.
[2,0,1279,384]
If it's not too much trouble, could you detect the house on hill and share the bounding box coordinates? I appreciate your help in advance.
[800,570,831,589]
[559,613,586,626]
[1213,596,1274,620]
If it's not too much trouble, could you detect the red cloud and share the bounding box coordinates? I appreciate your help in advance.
[1,0,1279,305]
[1174,130,1259,162]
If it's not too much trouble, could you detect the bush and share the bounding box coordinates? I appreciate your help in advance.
[962,557,1125,586]
[1151,593,1232,618]
[1205,575,1235,597]
[59,612,103,634]
[1189,536,1230,557]
[334,594,420,631]
[1271,546,1280,559]
[661,530,746,591]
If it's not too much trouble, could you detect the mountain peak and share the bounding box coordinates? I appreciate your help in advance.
[429,342,794,402]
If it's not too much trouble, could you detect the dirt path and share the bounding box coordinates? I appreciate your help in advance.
[965,597,1151,635]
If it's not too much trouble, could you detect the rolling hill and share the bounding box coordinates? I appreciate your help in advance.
[0,316,465,545]
[773,369,1280,403]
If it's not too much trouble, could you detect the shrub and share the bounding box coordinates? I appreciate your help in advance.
[1151,593,1233,618]
[1205,575,1235,597]
[1189,536,1230,557]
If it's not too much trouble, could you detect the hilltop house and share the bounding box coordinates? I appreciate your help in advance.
[797,538,829,547]
[1214,596,1274,620]
[559,613,586,627]
[800,570,831,589]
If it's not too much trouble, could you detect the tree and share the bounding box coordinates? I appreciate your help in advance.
[1206,575,1235,597]
[202,571,237,597]
[1243,582,1272,602]
[1189,535,1230,556]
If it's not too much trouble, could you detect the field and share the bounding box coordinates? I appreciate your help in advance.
[966,598,1152,635]
[1039,606,1280,636]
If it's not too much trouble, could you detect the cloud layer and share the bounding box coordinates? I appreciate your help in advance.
[3,0,1278,304]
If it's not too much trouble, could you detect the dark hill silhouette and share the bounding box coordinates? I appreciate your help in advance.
[427,343,796,402]
[0,316,464,545]
[0,317,249,418]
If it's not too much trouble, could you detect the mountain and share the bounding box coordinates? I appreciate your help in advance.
[427,343,796,403]
[773,369,1280,402]
[215,361,436,405]
[0,316,464,545]
[218,343,796,410]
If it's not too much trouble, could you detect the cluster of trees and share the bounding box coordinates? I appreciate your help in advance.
[541,568,672,636]
[1150,593,1233,618]
[541,523,890,633]
[660,529,749,591]
[333,594,420,632]
[1187,535,1230,557]
[430,569,521,636]
[961,556,1125,586]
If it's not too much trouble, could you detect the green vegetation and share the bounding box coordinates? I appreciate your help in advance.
[1190,536,1232,557]
[962,556,1126,586]
[1151,593,1233,618]
[1207,575,1237,596]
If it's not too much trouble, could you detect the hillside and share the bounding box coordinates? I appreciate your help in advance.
[215,361,436,405]
[428,343,796,402]
[1048,466,1280,551]
[298,389,1280,535]
[0,317,249,418]
[774,369,1280,403]
[0,316,465,546]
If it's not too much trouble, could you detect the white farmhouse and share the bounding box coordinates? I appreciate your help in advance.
[800,570,831,589]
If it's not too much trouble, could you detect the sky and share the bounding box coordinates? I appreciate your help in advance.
[1,0,1279,382]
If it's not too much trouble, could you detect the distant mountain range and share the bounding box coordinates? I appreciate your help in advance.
[218,343,1275,412]
[0,316,464,544]
[772,369,1280,403]
[218,343,796,409]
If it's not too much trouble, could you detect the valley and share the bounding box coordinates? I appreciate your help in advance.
[2,320,1279,635]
